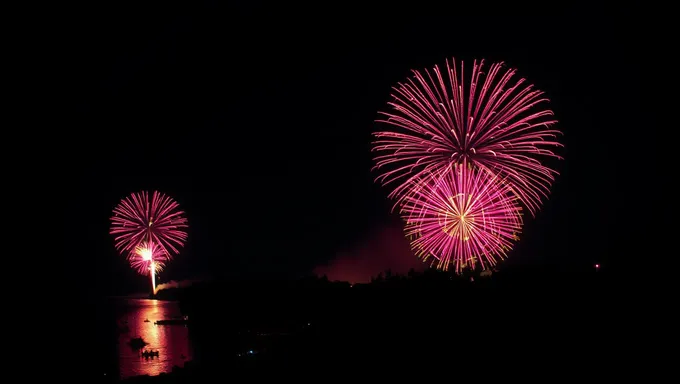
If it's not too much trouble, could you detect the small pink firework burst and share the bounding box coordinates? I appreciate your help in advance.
[129,241,168,275]
[400,161,523,273]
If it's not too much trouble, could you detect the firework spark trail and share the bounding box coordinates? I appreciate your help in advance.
[372,58,563,215]
[130,241,169,293]
[400,160,523,273]
[110,191,188,258]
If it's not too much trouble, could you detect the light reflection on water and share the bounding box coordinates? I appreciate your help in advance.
[117,299,192,379]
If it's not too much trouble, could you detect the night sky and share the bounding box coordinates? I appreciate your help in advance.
[56,3,664,296]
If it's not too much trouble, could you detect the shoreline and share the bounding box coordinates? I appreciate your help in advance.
[106,295,175,301]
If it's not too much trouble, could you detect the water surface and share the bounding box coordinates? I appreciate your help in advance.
[116,299,192,379]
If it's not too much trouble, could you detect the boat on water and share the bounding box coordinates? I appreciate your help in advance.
[154,315,189,325]
[154,318,188,325]
[141,350,159,358]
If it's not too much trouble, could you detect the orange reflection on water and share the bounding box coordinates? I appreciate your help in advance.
[117,299,192,379]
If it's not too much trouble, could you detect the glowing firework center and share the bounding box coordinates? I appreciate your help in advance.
[438,193,474,242]
[139,248,153,262]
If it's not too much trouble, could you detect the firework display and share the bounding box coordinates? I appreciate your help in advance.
[110,191,188,292]
[401,161,522,273]
[373,58,562,215]
[111,191,188,257]
[373,58,562,272]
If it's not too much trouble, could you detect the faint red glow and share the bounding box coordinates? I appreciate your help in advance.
[313,223,424,283]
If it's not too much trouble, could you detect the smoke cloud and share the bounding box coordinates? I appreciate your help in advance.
[155,278,204,293]
[314,222,425,283]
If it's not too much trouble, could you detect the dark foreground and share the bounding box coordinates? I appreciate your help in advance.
[82,265,660,382]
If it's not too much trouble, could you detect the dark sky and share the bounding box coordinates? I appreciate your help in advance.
[56,3,662,295]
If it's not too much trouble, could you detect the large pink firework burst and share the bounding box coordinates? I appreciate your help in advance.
[130,241,168,275]
[110,191,188,258]
[372,58,563,215]
[400,161,523,273]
